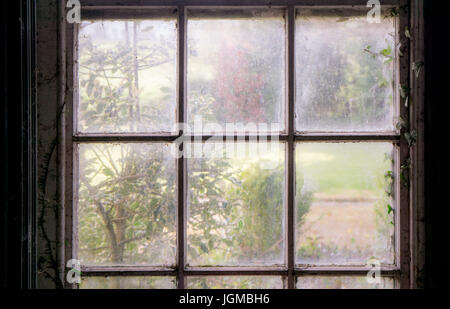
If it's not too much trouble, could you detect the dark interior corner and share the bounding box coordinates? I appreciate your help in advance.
[1,0,37,289]
[423,0,445,290]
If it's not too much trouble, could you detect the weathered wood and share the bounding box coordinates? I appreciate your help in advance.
[80,0,401,8]
[409,0,426,289]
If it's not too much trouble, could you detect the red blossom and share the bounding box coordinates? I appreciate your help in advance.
[215,41,266,123]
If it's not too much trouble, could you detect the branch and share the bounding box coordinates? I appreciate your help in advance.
[81,174,118,251]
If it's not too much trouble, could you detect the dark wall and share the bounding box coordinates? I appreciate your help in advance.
[0,0,37,289]
[423,0,446,289]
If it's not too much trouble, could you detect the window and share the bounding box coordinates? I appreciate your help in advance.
[69,1,410,289]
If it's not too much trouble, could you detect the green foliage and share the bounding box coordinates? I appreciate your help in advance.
[297,236,339,261]
[400,84,410,99]
[400,158,412,187]
[412,61,425,79]
[187,157,234,264]
[299,26,394,130]
[386,8,399,18]
[228,163,284,259]
[78,21,176,132]
[78,21,179,264]
[405,27,412,40]
[405,130,417,147]
[188,158,312,265]
[78,144,176,264]
[226,163,311,262]
[77,18,395,276]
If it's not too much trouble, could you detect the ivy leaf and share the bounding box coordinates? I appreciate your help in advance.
[380,46,392,58]
[384,171,394,180]
[400,158,412,187]
[405,130,417,147]
[405,27,412,39]
[397,42,403,57]
[400,84,410,99]
[388,8,399,18]
[400,84,410,108]
[396,117,407,130]
[387,204,394,215]
[412,61,425,79]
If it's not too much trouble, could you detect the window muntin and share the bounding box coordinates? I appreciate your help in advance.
[73,4,405,289]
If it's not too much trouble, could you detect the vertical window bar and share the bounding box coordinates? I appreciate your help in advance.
[397,1,411,289]
[71,23,80,289]
[287,5,295,290]
[177,5,186,289]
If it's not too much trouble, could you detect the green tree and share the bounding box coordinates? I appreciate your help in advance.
[78,21,177,270]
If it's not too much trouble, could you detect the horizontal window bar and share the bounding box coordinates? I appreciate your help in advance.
[81,8,178,20]
[295,266,400,276]
[81,266,177,277]
[185,266,287,275]
[73,135,288,142]
[81,265,399,277]
[294,133,400,141]
[81,0,401,8]
[73,134,180,142]
[73,134,400,142]
[187,7,286,19]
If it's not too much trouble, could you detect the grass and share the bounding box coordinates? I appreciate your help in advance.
[295,143,394,262]
[296,142,393,196]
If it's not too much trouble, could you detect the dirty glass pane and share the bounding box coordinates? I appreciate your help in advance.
[187,276,284,289]
[295,142,395,265]
[295,8,395,132]
[296,276,394,289]
[78,19,177,133]
[77,143,176,266]
[80,276,176,289]
[187,142,285,266]
[187,9,285,133]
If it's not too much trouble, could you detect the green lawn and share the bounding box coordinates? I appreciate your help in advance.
[296,142,393,197]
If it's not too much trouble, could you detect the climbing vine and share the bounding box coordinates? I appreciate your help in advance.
[375,4,422,223]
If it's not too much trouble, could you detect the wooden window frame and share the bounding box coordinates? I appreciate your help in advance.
[62,0,424,289]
